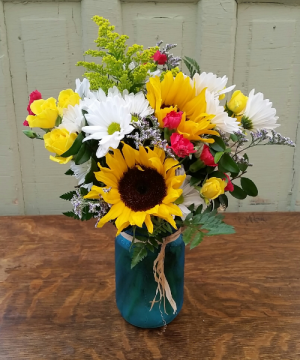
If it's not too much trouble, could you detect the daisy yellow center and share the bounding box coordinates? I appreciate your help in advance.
[107,122,121,135]
[118,166,167,212]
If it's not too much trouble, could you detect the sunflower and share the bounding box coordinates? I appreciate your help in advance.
[146,71,219,143]
[85,144,186,234]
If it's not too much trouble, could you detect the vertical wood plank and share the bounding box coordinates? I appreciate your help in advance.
[0,0,24,215]
[81,0,122,54]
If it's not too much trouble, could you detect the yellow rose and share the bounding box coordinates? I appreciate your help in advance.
[227,90,248,114]
[58,89,81,111]
[43,128,77,164]
[201,177,226,200]
[26,98,59,129]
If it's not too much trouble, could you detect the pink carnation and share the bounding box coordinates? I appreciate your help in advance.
[200,145,217,167]
[27,90,42,116]
[24,90,42,127]
[152,50,167,65]
[170,133,196,158]
[163,111,183,129]
[223,174,234,192]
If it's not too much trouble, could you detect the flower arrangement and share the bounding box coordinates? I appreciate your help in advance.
[23,16,294,281]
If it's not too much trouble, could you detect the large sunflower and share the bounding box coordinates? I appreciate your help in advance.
[146,71,219,143]
[85,144,186,234]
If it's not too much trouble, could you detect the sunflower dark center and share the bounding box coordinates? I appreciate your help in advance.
[118,166,167,212]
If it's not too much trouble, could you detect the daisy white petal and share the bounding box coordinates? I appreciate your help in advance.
[82,96,134,158]
[123,91,154,119]
[241,89,279,132]
[59,104,85,134]
[205,90,240,134]
[75,78,90,98]
[193,72,236,98]
[70,159,91,186]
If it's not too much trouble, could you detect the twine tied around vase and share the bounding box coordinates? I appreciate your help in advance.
[120,228,182,315]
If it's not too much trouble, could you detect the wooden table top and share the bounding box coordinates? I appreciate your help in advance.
[0,213,300,360]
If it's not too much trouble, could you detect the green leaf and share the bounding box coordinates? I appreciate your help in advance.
[224,148,232,153]
[146,242,155,252]
[60,191,76,201]
[240,177,258,197]
[190,177,201,186]
[190,232,204,250]
[85,157,98,183]
[65,169,74,176]
[195,204,203,215]
[230,133,238,142]
[230,184,247,200]
[210,136,226,152]
[131,245,147,268]
[214,151,224,164]
[60,132,84,157]
[55,115,62,127]
[189,159,205,172]
[183,56,200,77]
[75,143,91,165]
[23,130,43,140]
[209,171,225,179]
[182,227,194,245]
[219,194,228,208]
[62,211,79,220]
[219,153,239,174]
[80,187,89,197]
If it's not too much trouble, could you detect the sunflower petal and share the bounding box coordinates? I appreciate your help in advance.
[97,202,125,228]
[144,214,153,233]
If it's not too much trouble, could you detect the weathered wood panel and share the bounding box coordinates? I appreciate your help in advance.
[4,1,82,214]
[0,0,24,215]
[1,213,300,359]
[231,3,300,212]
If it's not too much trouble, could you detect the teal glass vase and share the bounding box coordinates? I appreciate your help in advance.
[115,231,185,328]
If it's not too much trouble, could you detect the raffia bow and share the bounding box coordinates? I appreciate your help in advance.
[120,228,182,315]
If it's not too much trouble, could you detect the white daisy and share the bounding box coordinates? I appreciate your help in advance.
[82,97,134,158]
[70,158,91,186]
[59,104,85,134]
[177,175,206,220]
[193,72,235,98]
[241,89,279,132]
[123,90,154,119]
[205,90,240,134]
[75,78,90,98]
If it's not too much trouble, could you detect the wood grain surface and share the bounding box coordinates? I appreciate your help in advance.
[0,213,300,360]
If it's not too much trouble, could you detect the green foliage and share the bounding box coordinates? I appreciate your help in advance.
[60,132,84,157]
[23,130,43,140]
[183,56,200,77]
[131,243,148,269]
[65,169,74,176]
[74,143,91,165]
[240,177,258,197]
[230,184,247,200]
[219,153,240,174]
[210,136,226,152]
[60,191,76,201]
[182,206,235,250]
[77,16,158,93]
[63,211,80,220]
[214,151,224,164]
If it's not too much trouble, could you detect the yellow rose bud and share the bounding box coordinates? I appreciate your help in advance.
[227,90,248,114]
[58,89,81,109]
[201,177,226,200]
[43,128,77,164]
[26,98,59,129]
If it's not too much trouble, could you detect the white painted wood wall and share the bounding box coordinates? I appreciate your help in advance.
[1,0,300,215]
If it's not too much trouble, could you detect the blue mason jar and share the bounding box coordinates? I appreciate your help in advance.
[115,231,185,328]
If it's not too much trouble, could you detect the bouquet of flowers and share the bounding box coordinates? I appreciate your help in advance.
[23,16,295,271]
